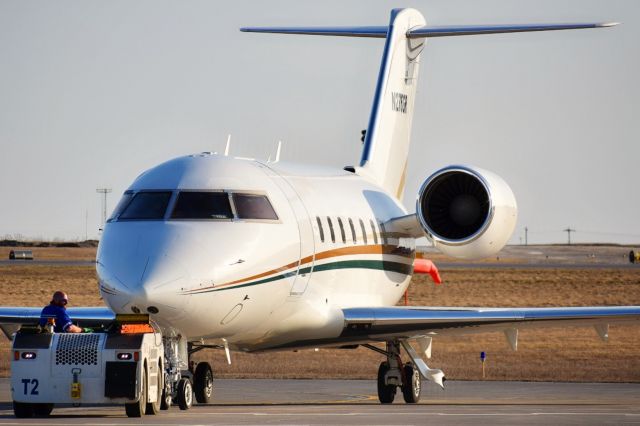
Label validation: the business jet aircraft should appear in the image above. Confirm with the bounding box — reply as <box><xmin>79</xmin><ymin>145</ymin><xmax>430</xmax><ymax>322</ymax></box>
<box><xmin>2</xmin><ymin>8</ymin><xmax>639</xmax><ymax>406</ymax></box>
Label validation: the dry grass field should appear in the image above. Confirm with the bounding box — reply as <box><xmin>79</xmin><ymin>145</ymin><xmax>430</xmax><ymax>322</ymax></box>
<box><xmin>1</xmin><ymin>246</ymin><xmax>639</xmax><ymax>382</ymax></box>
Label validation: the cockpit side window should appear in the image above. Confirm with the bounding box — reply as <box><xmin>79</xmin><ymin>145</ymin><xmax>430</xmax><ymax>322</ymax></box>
<box><xmin>171</xmin><ymin>192</ymin><xmax>233</xmax><ymax>219</ymax></box>
<box><xmin>232</xmin><ymin>193</ymin><xmax>278</xmax><ymax>220</ymax></box>
<box><xmin>119</xmin><ymin>191</ymin><xmax>172</xmax><ymax>220</ymax></box>
<box><xmin>108</xmin><ymin>191</ymin><xmax>134</xmax><ymax>222</ymax></box>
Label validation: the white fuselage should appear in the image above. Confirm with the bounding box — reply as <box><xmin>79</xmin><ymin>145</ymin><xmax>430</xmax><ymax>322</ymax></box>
<box><xmin>97</xmin><ymin>153</ymin><xmax>415</xmax><ymax>351</ymax></box>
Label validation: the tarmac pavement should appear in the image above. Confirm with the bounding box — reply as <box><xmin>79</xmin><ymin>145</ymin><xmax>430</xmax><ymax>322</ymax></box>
<box><xmin>0</xmin><ymin>378</ymin><xmax>638</xmax><ymax>425</ymax></box>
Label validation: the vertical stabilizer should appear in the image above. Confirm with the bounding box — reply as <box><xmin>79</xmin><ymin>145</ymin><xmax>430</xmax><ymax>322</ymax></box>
<box><xmin>240</xmin><ymin>9</ymin><xmax>614</xmax><ymax>199</ymax></box>
<box><xmin>359</xmin><ymin>8</ymin><xmax>426</xmax><ymax>199</ymax></box>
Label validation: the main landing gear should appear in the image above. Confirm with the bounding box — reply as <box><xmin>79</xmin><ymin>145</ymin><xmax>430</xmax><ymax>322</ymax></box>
<box><xmin>364</xmin><ymin>340</ymin><xmax>444</xmax><ymax>404</ymax></box>
<box><xmin>194</xmin><ymin>362</ymin><xmax>214</xmax><ymax>403</ymax></box>
<box><xmin>188</xmin><ymin>340</ymin><xmax>216</xmax><ymax>405</ymax></box>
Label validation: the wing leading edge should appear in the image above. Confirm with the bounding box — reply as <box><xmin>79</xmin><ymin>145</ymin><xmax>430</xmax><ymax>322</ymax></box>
<box><xmin>0</xmin><ymin>307</ymin><xmax>115</xmax><ymax>338</ymax></box>
<box><xmin>342</xmin><ymin>306</ymin><xmax>640</xmax><ymax>342</ymax></box>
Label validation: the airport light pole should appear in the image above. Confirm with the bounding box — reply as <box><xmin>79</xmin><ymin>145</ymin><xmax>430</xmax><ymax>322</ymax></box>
<box><xmin>525</xmin><ymin>227</ymin><xmax>528</xmax><ymax>246</ymax></box>
<box><xmin>96</xmin><ymin>188</ymin><xmax>112</xmax><ymax>230</ymax></box>
<box><xmin>563</xmin><ymin>227</ymin><xmax>576</xmax><ymax>245</ymax></box>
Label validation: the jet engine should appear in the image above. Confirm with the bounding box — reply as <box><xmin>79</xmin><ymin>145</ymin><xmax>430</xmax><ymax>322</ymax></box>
<box><xmin>416</xmin><ymin>165</ymin><xmax>517</xmax><ymax>259</ymax></box>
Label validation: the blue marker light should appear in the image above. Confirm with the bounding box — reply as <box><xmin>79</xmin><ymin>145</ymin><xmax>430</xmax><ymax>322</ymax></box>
<box><xmin>480</xmin><ymin>351</ymin><xmax>486</xmax><ymax>361</ymax></box>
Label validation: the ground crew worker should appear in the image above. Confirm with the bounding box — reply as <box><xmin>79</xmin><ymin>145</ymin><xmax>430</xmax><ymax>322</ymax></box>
<box><xmin>39</xmin><ymin>291</ymin><xmax>84</xmax><ymax>333</ymax></box>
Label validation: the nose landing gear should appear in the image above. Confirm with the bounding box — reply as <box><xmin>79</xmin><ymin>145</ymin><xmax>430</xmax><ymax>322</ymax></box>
<box><xmin>161</xmin><ymin>337</ymin><xmax>220</xmax><ymax>410</ymax></box>
<box><xmin>176</xmin><ymin>377</ymin><xmax>193</xmax><ymax>410</ymax></box>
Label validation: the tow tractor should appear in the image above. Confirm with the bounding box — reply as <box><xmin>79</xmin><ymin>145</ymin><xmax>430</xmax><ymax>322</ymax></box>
<box><xmin>10</xmin><ymin>314</ymin><xmax>211</xmax><ymax>418</ymax></box>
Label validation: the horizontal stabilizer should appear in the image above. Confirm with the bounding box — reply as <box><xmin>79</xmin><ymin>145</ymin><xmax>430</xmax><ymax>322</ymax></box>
<box><xmin>240</xmin><ymin>26</ymin><xmax>388</xmax><ymax>37</ymax></box>
<box><xmin>407</xmin><ymin>22</ymin><xmax>618</xmax><ymax>38</ymax></box>
<box><xmin>241</xmin><ymin>22</ymin><xmax>618</xmax><ymax>39</ymax></box>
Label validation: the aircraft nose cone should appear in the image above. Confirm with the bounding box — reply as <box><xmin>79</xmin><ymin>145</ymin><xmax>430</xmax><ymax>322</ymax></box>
<box><xmin>97</xmin><ymin>223</ymin><xmax>191</xmax><ymax>316</ymax></box>
<box><xmin>98</xmin><ymin>254</ymin><xmax>189</xmax><ymax>315</ymax></box>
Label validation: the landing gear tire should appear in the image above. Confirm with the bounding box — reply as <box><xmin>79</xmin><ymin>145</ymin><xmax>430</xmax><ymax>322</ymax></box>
<box><xmin>125</xmin><ymin>367</ymin><xmax>147</xmax><ymax>417</ymax></box>
<box><xmin>194</xmin><ymin>362</ymin><xmax>214</xmax><ymax>404</ymax></box>
<box><xmin>160</xmin><ymin>373</ymin><xmax>172</xmax><ymax>410</ymax></box>
<box><xmin>176</xmin><ymin>378</ymin><xmax>193</xmax><ymax>410</ymax></box>
<box><xmin>33</xmin><ymin>403</ymin><xmax>54</xmax><ymax>417</ymax></box>
<box><xmin>377</xmin><ymin>362</ymin><xmax>396</xmax><ymax>404</ymax></box>
<box><xmin>145</xmin><ymin>365</ymin><xmax>162</xmax><ymax>415</ymax></box>
<box><xmin>402</xmin><ymin>363</ymin><xmax>421</xmax><ymax>404</ymax></box>
<box><xmin>13</xmin><ymin>401</ymin><xmax>33</xmax><ymax>418</ymax></box>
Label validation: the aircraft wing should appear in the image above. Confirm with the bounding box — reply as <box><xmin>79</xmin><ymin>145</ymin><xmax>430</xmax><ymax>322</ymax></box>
<box><xmin>0</xmin><ymin>307</ymin><xmax>115</xmax><ymax>338</ymax></box>
<box><xmin>341</xmin><ymin>306</ymin><xmax>640</xmax><ymax>344</ymax></box>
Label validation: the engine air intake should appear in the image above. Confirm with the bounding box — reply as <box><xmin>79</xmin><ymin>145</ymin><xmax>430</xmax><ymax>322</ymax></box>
<box><xmin>420</xmin><ymin>171</ymin><xmax>490</xmax><ymax>241</ymax></box>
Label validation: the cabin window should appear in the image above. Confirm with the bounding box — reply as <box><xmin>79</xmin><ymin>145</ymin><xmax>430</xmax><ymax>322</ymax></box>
<box><xmin>380</xmin><ymin>222</ymin><xmax>388</xmax><ymax>245</ymax></box>
<box><xmin>119</xmin><ymin>191</ymin><xmax>172</xmax><ymax>220</ymax></box>
<box><xmin>232</xmin><ymin>193</ymin><xmax>278</xmax><ymax>220</ymax></box>
<box><xmin>337</xmin><ymin>218</ymin><xmax>346</xmax><ymax>243</ymax></box>
<box><xmin>316</xmin><ymin>216</ymin><xmax>325</xmax><ymax>243</ymax></box>
<box><xmin>327</xmin><ymin>216</ymin><xmax>336</xmax><ymax>243</ymax></box>
<box><xmin>108</xmin><ymin>191</ymin><xmax>133</xmax><ymax>222</ymax></box>
<box><xmin>370</xmin><ymin>219</ymin><xmax>379</xmax><ymax>245</ymax></box>
<box><xmin>348</xmin><ymin>218</ymin><xmax>357</xmax><ymax>243</ymax></box>
<box><xmin>359</xmin><ymin>219</ymin><xmax>368</xmax><ymax>244</ymax></box>
<box><xmin>171</xmin><ymin>192</ymin><xmax>233</xmax><ymax>219</ymax></box>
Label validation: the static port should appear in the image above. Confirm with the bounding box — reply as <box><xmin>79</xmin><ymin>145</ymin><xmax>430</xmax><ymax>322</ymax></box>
<box><xmin>131</xmin><ymin>306</ymin><xmax>141</xmax><ymax>314</ymax></box>
<box><xmin>147</xmin><ymin>306</ymin><xmax>159</xmax><ymax>314</ymax></box>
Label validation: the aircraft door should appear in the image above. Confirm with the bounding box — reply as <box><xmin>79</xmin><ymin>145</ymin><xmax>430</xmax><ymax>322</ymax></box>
<box><xmin>262</xmin><ymin>166</ymin><xmax>315</xmax><ymax>295</ymax></box>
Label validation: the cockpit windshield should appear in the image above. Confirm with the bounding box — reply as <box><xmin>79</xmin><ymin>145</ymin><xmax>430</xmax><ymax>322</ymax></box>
<box><xmin>118</xmin><ymin>192</ymin><xmax>172</xmax><ymax>220</ymax></box>
<box><xmin>171</xmin><ymin>192</ymin><xmax>233</xmax><ymax>219</ymax></box>
<box><xmin>111</xmin><ymin>190</ymin><xmax>278</xmax><ymax>222</ymax></box>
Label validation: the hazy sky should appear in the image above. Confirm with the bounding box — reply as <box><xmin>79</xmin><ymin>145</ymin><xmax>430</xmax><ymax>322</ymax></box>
<box><xmin>1</xmin><ymin>0</ymin><xmax>638</xmax><ymax>244</ymax></box>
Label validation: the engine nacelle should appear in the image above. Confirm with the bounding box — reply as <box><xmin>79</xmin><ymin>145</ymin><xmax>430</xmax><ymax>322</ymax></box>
<box><xmin>416</xmin><ymin>165</ymin><xmax>517</xmax><ymax>260</ymax></box>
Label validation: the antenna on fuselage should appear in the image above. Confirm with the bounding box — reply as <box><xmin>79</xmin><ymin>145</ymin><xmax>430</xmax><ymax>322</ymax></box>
<box><xmin>224</xmin><ymin>134</ymin><xmax>231</xmax><ymax>156</ymax></box>
<box><xmin>275</xmin><ymin>140</ymin><xmax>282</xmax><ymax>162</ymax></box>
<box><xmin>266</xmin><ymin>140</ymin><xmax>282</xmax><ymax>163</ymax></box>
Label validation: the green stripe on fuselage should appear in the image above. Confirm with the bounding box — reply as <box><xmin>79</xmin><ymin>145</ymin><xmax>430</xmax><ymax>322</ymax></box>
<box><xmin>311</xmin><ymin>259</ymin><xmax>412</xmax><ymax>275</ymax></box>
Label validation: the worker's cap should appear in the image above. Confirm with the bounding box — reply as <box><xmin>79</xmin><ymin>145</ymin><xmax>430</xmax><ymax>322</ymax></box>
<box><xmin>52</xmin><ymin>291</ymin><xmax>68</xmax><ymax>305</ymax></box>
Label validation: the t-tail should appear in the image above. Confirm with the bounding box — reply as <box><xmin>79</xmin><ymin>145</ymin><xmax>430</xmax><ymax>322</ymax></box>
<box><xmin>241</xmin><ymin>9</ymin><xmax>617</xmax><ymax>199</ymax></box>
